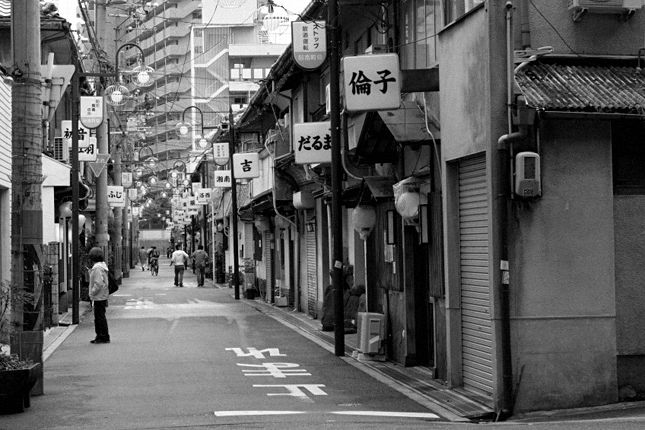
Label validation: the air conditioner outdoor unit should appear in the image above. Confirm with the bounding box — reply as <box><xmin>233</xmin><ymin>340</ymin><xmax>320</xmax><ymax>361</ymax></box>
<box><xmin>356</xmin><ymin>312</ymin><xmax>385</xmax><ymax>355</ymax></box>
<box><xmin>568</xmin><ymin>0</ymin><xmax>642</xmax><ymax>20</ymax></box>
<box><xmin>52</xmin><ymin>137</ymin><xmax>69</xmax><ymax>163</ymax></box>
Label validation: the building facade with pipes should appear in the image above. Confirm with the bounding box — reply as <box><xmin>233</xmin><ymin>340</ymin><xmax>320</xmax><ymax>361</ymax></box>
<box><xmin>440</xmin><ymin>0</ymin><xmax>645</xmax><ymax>413</ymax></box>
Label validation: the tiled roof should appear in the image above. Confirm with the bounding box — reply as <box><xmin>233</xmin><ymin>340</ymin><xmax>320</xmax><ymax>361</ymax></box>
<box><xmin>515</xmin><ymin>62</ymin><xmax>645</xmax><ymax>114</ymax></box>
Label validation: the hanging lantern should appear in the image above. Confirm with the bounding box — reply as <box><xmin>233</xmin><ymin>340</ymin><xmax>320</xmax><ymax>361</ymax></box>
<box><xmin>352</xmin><ymin>205</ymin><xmax>376</xmax><ymax>240</ymax></box>
<box><xmin>395</xmin><ymin>191</ymin><xmax>420</xmax><ymax>219</ymax></box>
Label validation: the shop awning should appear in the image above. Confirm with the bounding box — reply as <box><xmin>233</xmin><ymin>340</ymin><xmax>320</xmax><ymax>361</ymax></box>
<box><xmin>515</xmin><ymin>61</ymin><xmax>645</xmax><ymax>114</ymax></box>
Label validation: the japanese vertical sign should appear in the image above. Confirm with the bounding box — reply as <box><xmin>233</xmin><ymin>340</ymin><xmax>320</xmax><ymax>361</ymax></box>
<box><xmin>62</xmin><ymin>120</ymin><xmax>97</xmax><ymax>161</ymax></box>
<box><xmin>128</xmin><ymin>188</ymin><xmax>138</xmax><ymax>201</ymax></box>
<box><xmin>232</xmin><ymin>153</ymin><xmax>260</xmax><ymax>179</ymax></box>
<box><xmin>293</xmin><ymin>122</ymin><xmax>332</xmax><ymax>164</ymax></box>
<box><xmin>213</xmin><ymin>143</ymin><xmax>229</xmax><ymax>166</ymax></box>
<box><xmin>122</xmin><ymin>172</ymin><xmax>133</xmax><ymax>188</ymax></box>
<box><xmin>214</xmin><ymin>170</ymin><xmax>232</xmax><ymax>188</ymax></box>
<box><xmin>342</xmin><ymin>53</ymin><xmax>401</xmax><ymax>112</ymax></box>
<box><xmin>80</xmin><ymin>96</ymin><xmax>104</xmax><ymax>129</ymax></box>
<box><xmin>292</xmin><ymin>21</ymin><xmax>326</xmax><ymax>70</ymax></box>
<box><xmin>107</xmin><ymin>186</ymin><xmax>125</xmax><ymax>207</ymax></box>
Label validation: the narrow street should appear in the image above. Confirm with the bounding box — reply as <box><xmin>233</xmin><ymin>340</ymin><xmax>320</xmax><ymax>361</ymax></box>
<box><xmin>1</xmin><ymin>258</ymin><xmax>443</xmax><ymax>430</ymax></box>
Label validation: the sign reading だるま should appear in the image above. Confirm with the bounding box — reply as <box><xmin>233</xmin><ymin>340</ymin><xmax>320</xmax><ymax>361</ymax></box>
<box><xmin>293</xmin><ymin>121</ymin><xmax>332</xmax><ymax>164</ymax></box>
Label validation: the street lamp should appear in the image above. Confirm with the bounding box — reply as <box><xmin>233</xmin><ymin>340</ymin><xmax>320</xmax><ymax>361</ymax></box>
<box><xmin>104</xmin><ymin>43</ymin><xmax>155</xmax><ymax>106</ymax></box>
<box><xmin>175</xmin><ymin>105</ymin><xmax>208</xmax><ymax>149</ymax></box>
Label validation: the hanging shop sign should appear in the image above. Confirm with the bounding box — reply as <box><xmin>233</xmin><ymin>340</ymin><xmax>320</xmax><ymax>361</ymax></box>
<box><xmin>62</xmin><ymin>120</ymin><xmax>97</xmax><ymax>161</ymax></box>
<box><xmin>293</xmin><ymin>121</ymin><xmax>332</xmax><ymax>164</ymax></box>
<box><xmin>342</xmin><ymin>53</ymin><xmax>401</xmax><ymax>112</ymax></box>
<box><xmin>213</xmin><ymin>143</ymin><xmax>229</xmax><ymax>166</ymax></box>
<box><xmin>232</xmin><ymin>152</ymin><xmax>260</xmax><ymax>179</ymax></box>
<box><xmin>80</xmin><ymin>96</ymin><xmax>104</xmax><ymax>129</ymax></box>
<box><xmin>122</xmin><ymin>172</ymin><xmax>133</xmax><ymax>188</ymax></box>
<box><xmin>196</xmin><ymin>188</ymin><xmax>213</xmax><ymax>205</ymax></box>
<box><xmin>128</xmin><ymin>188</ymin><xmax>138</xmax><ymax>201</ymax></box>
<box><xmin>214</xmin><ymin>170</ymin><xmax>232</xmax><ymax>188</ymax></box>
<box><xmin>107</xmin><ymin>185</ymin><xmax>125</xmax><ymax>207</ymax></box>
<box><xmin>292</xmin><ymin>20</ymin><xmax>327</xmax><ymax>70</ymax></box>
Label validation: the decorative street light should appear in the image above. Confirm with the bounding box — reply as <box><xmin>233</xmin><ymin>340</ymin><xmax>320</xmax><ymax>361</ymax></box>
<box><xmin>175</xmin><ymin>105</ymin><xmax>208</xmax><ymax>149</ymax></box>
<box><xmin>104</xmin><ymin>43</ymin><xmax>155</xmax><ymax>106</ymax></box>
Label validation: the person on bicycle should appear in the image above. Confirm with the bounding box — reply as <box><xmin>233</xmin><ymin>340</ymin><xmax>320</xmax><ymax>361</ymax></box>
<box><xmin>148</xmin><ymin>246</ymin><xmax>160</xmax><ymax>275</ymax></box>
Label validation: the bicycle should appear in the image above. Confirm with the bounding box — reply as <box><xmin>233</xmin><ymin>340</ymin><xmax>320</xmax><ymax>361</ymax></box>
<box><xmin>150</xmin><ymin>258</ymin><xmax>159</xmax><ymax>276</ymax></box>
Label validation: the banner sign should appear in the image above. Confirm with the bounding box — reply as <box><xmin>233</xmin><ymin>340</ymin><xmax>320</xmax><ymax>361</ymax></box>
<box><xmin>107</xmin><ymin>185</ymin><xmax>125</xmax><ymax>207</ymax></box>
<box><xmin>342</xmin><ymin>53</ymin><xmax>401</xmax><ymax>112</ymax></box>
<box><xmin>292</xmin><ymin>21</ymin><xmax>326</xmax><ymax>70</ymax></box>
<box><xmin>293</xmin><ymin>121</ymin><xmax>332</xmax><ymax>164</ymax></box>
<box><xmin>80</xmin><ymin>96</ymin><xmax>104</xmax><ymax>129</ymax></box>
<box><xmin>128</xmin><ymin>188</ymin><xmax>138</xmax><ymax>201</ymax></box>
<box><xmin>232</xmin><ymin>152</ymin><xmax>260</xmax><ymax>179</ymax></box>
<box><xmin>214</xmin><ymin>170</ymin><xmax>232</xmax><ymax>188</ymax></box>
<box><xmin>62</xmin><ymin>120</ymin><xmax>97</xmax><ymax>161</ymax></box>
<box><xmin>196</xmin><ymin>188</ymin><xmax>213</xmax><ymax>205</ymax></box>
<box><xmin>122</xmin><ymin>172</ymin><xmax>133</xmax><ymax>188</ymax></box>
<box><xmin>213</xmin><ymin>143</ymin><xmax>229</xmax><ymax>166</ymax></box>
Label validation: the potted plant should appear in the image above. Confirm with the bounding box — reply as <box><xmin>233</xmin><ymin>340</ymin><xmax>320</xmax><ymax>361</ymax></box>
<box><xmin>0</xmin><ymin>281</ymin><xmax>40</xmax><ymax>414</ymax></box>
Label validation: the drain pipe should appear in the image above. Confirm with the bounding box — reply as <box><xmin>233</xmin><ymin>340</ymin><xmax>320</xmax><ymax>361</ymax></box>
<box><xmin>495</xmin><ymin>1</ymin><xmax>526</xmax><ymax>419</ymax></box>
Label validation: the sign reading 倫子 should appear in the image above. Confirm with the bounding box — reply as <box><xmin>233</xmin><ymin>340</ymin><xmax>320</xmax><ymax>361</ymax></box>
<box><xmin>214</xmin><ymin>170</ymin><xmax>232</xmax><ymax>188</ymax></box>
<box><xmin>62</xmin><ymin>120</ymin><xmax>97</xmax><ymax>161</ymax></box>
<box><xmin>233</xmin><ymin>153</ymin><xmax>260</xmax><ymax>179</ymax></box>
<box><xmin>80</xmin><ymin>96</ymin><xmax>104</xmax><ymax>129</ymax></box>
<box><xmin>292</xmin><ymin>21</ymin><xmax>327</xmax><ymax>70</ymax></box>
<box><xmin>293</xmin><ymin>122</ymin><xmax>332</xmax><ymax>164</ymax></box>
<box><xmin>342</xmin><ymin>53</ymin><xmax>401</xmax><ymax>112</ymax></box>
<box><xmin>107</xmin><ymin>185</ymin><xmax>125</xmax><ymax>207</ymax></box>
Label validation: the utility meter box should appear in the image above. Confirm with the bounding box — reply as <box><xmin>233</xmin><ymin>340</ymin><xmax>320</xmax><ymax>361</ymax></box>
<box><xmin>515</xmin><ymin>152</ymin><xmax>541</xmax><ymax>198</ymax></box>
<box><xmin>357</xmin><ymin>312</ymin><xmax>385</xmax><ymax>354</ymax></box>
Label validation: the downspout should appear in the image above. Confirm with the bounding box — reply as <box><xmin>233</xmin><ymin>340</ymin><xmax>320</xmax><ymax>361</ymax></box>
<box><xmin>495</xmin><ymin>1</ymin><xmax>526</xmax><ymax>419</ymax></box>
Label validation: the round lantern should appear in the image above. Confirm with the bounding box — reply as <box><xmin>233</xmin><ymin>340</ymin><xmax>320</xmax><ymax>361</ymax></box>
<box><xmin>351</xmin><ymin>205</ymin><xmax>376</xmax><ymax>240</ymax></box>
<box><xmin>395</xmin><ymin>191</ymin><xmax>420</xmax><ymax>219</ymax></box>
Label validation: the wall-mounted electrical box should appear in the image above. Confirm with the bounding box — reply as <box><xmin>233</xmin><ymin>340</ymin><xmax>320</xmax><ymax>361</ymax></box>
<box><xmin>515</xmin><ymin>152</ymin><xmax>541</xmax><ymax>198</ymax></box>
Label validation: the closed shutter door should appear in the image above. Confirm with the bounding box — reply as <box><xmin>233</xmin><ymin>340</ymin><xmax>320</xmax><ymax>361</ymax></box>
<box><xmin>458</xmin><ymin>156</ymin><xmax>493</xmax><ymax>398</ymax></box>
<box><xmin>305</xmin><ymin>228</ymin><xmax>317</xmax><ymax>317</ymax></box>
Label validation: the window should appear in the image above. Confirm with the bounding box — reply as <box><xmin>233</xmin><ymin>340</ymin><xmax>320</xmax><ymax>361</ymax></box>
<box><xmin>192</xmin><ymin>10</ymin><xmax>202</xmax><ymax>20</ymax></box>
<box><xmin>400</xmin><ymin>0</ymin><xmax>440</xmax><ymax>69</ymax></box>
<box><xmin>444</xmin><ymin>0</ymin><xmax>484</xmax><ymax>25</ymax></box>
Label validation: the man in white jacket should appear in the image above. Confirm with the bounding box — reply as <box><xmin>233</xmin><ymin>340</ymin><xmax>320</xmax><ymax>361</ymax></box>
<box><xmin>88</xmin><ymin>247</ymin><xmax>110</xmax><ymax>344</ymax></box>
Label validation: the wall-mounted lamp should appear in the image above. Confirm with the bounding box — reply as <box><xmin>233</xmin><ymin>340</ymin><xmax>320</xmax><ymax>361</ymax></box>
<box><xmin>351</xmin><ymin>205</ymin><xmax>376</xmax><ymax>240</ymax></box>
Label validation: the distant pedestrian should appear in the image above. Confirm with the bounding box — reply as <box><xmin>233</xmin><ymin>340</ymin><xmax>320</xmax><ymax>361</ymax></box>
<box><xmin>167</xmin><ymin>246</ymin><xmax>173</xmax><ymax>258</ymax></box>
<box><xmin>138</xmin><ymin>246</ymin><xmax>148</xmax><ymax>271</ymax></box>
<box><xmin>170</xmin><ymin>244</ymin><xmax>189</xmax><ymax>287</ymax></box>
<box><xmin>88</xmin><ymin>247</ymin><xmax>110</xmax><ymax>344</ymax></box>
<box><xmin>192</xmin><ymin>245</ymin><xmax>209</xmax><ymax>287</ymax></box>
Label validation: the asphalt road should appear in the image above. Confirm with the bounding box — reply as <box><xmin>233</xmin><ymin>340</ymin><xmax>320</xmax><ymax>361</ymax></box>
<box><xmin>3</xmin><ymin>260</ymin><xmax>645</xmax><ymax>429</ymax></box>
<box><xmin>0</xmin><ymin>258</ymin><xmax>442</xmax><ymax>429</ymax></box>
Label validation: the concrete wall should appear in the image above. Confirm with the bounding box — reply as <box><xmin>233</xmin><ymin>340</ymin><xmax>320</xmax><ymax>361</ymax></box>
<box><xmin>528</xmin><ymin>1</ymin><xmax>645</xmax><ymax>56</ymax></box>
<box><xmin>509</xmin><ymin>118</ymin><xmax>617</xmax><ymax>411</ymax></box>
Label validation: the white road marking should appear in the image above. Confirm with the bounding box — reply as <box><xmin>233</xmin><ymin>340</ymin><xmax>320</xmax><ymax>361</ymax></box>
<box><xmin>331</xmin><ymin>411</ymin><xmax>440</xmax><ymax>419</ymax></box>
<box><xmin>214</xmin><ymin>411</ymin><xmax>305</xmax><ymax>417</ymax></box>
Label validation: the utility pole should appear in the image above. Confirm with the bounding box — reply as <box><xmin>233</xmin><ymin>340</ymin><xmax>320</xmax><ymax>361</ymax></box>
<box><xmin>113</xmin><ymin>124</ymin><xmax>123</xmax><ymax>281</ymax></box>
<box><xmin>11</xmin><ymin>0</ymin><xmax>44</xmax><ymax>394</ymax></box>
<box><xmin>94</xmin><ymin>0</ymin><xmax>110</xmax><ymax>250</ymax></box>
<box><xmin>229</xmin><ymin>107</ymin><xmax>240</xmax><ymax>300</ymax></box>
<box><xmin>328</xmin><ymin>0</ymin><xmax>345</xmax><ymax>356</ymax></box>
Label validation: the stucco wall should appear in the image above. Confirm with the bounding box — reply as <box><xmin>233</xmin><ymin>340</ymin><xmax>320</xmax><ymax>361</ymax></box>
<box><xmin>509</xmin><ymin>118</ymin><xmax>617</xmax><ymax>411</ymax></box>
<box><xmin>528</xmin><ymin>1</ymin><xmax>645</xmax><ymax>57</ymax></box>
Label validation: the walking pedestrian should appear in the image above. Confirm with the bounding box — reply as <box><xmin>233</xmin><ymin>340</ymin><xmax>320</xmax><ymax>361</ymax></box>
<box><xmin>170</xmin><ymin>244</ymin><xmax>189</xmax><ymax>287</ymax></box>
<box><xmin>192</xmin><ymin>245</ymin><xmax>209</xmax><ymax>287</ymax></box>
<box><xmin>88</xmin><ymin>247</ymin><xmax>110</xmax><ymax>344</ymax></box>
<box><xmin>138</xmin><ymin>246</ymin><xmax>148</xmax><ymax>271</ymax></box>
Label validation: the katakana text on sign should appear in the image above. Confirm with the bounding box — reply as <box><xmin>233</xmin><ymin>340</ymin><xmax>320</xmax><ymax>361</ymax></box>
<box><xmin>292</xmin><ymin>21</ymin><xmax>326</xmax><ymax>70</ymax></box>
<box><xmin>342</xmin><ymin>53</ymin><xmax>401</xmax><ymax>112</ymax></box>
<box><xmin>293</xmin><ymin>122</ymin><xmax>332</xmax><ymax>164</ymax></box>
